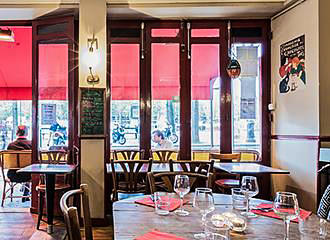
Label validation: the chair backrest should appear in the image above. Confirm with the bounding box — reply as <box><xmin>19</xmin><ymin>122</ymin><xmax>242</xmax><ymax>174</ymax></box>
<box><xmin>209</xmin><ymin>153</ymin><xmax>241</xmax><ymax>162</ymax></box>
<box><xmin>150</xmin><ymin>150</ymin><xmax>178</xmax><ymax>162</ymax></box>
<box><xmin>113</xmin><ymin>150</ymin><xmax>145</xmax><ymax>160</ymax></box>
<box><xmin>233</xmin><ymin>150</ymin><xmax>260</xmax><ymax>161</ymax></box>
<box><xmin>0</xmin><ymin>150</ymin><xmax>32</xmax><ymax>169</ymax></box>
<box><xmin>147</xmin><ymin>171</ymin><xmax>213</xmax><ymax>194</ymax></box>
<box><xmin>39</xmin><ymin>150</ymin><xmax>68</xmax><ymax>164</ymax></box>
<box><xmin>169</xmin><ymin>160</ymin><xmax>214</xmax><ymax>174</ymax></box>
<box><xmin>318</xmin><ymin>184</ymin><xmax>330</xmax><ymax>220</ymax></box>
<box><xmin>111</xmin><ymin>159</ymin><xmax>152</xmax><ymax>193</ymax></box>
<box><xmin>60</xmin><ymin>184</ymin><xmax>92</xmax><ymax>240</ymax></box>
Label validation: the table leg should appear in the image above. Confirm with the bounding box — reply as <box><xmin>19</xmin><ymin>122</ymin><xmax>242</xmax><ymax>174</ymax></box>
<box><xmin>45</xmin><ymin>174</ymin><xmax>55</xmax><ymax>234</ymax></box>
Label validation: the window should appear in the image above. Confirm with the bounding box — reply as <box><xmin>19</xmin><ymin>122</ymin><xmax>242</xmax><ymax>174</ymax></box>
<box><xmin>191</xmin><ymin>44</ymin><xmax>220</xmax><ymax>150</ymax></box>
<box><xmin>231</xmin><ymin>43</ymin><xmax>261</xmax><ymax>152</ymax></box>
<box><xmin>110</xmin><ymin>44</ymin><xmax>140</xmax><ymax>149</ymax></box>
<box><xmin>38</xmin><ymin>44</ymin><xmax>69</xmax><ymax>150</ymax></box>
<box><xmin>151</xmin><ymin>43</ymin><xmax>180</xmax><ymax>149</ymax></box>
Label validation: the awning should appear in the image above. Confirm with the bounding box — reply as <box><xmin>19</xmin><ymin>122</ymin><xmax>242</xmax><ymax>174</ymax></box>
<box><xmin>111</xmin><ymin>43</ymin><xmax>220</xmax><ymax>101</ymax></box>
<box><xmin>0</xmin><ymin>27</ymin><xmax>68</xmax><ymax>101</ymax></box>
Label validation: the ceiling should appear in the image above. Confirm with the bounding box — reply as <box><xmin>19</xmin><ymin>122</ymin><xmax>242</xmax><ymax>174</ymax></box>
<box><xmin>0</xmin><ymin>0</ymin><xmax>299</xmax><ymax>20</ymax></box>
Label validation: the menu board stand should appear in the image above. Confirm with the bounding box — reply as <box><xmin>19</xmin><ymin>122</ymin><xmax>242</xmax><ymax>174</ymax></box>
<box><xmin>79</xmin><ymin>87</ymin><xmax>106</xmax><ymax>138</ymax></box>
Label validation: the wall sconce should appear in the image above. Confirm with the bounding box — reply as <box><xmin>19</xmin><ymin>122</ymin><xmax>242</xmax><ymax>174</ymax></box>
<box><xmin>0</xmin><ymin>28</ymin><xmax>14</xmax><ymax>42</ymax></box>
<box><xmin>87</xmin><ymin>66</ymin><xmax>100</xmax><ymax>85</ymax></box>
<box><xmin>86</xmin><ymin>34</ymin><xmax>100</xmax><ymax>85</ymax></box>
<box><xmin>87</xmin><ymin>34</ymin><xmax>98</xmax><ymax>52</ymax></box>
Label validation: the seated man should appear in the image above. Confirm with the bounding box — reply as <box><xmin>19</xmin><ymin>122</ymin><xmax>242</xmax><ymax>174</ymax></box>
<box><xmin>152</xmin><ymin>130</ymin><xmax>173</xmax><ymax>149</ymax></box>
<box><xmin>7</xmin><ymin>125</ymin><xmax>32</xmax><ymax>202</ymax></box>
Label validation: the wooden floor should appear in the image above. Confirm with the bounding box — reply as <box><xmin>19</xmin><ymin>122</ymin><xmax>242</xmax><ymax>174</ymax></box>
<box><xmin>0</xmin><ymin>210</ymin><xmax>113</xmax><ymax>240</ymax></box>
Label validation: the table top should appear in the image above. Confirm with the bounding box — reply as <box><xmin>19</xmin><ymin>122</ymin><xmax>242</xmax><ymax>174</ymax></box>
<box><xmin>214</xmin><ymin>162</ymin><xmax>290</xmax><ymax>175</ymax></box>
<box><xmin>113</xmin><ymin>193</ymin><xmax>323</xmax><ymax>240</ymax></box>
<box><xmin>17</xmin><ymin>164</ymin><xmax>76</xmax><ymax>174</ymax></box>
<box><xmin>106</xmin><ymin>162</ymin><xmax>182</xmax><ymax>173</ymax></box>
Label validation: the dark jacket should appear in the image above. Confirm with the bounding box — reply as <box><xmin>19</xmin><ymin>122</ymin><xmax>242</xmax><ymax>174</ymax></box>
<box><xmin>7</xmin><ymin>137</ymin><xmax>32</xmax><ymax>150</ymax></box>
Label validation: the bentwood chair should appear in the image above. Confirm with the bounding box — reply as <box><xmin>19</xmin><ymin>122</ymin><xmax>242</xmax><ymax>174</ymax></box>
<box><xmin>113</xmin><ymin>150</ymin><xmax>145</xmax><ymax>160</ymax></box>
<box><xmin>111</xmin><ymin>159</ymin><xmax>152</xmax><ymax>201</ymax></box>
<box><xmin>36</xmin><ymin>150</ymin><xmax>72</xmax><ymax>230</ymax></box>
<box><xmin>169</xmin><ymin>160</ymin><xmax>214</xmax><ymax>175</ymax></box>
<box><xmin>147</xmin><ymin>172</ymin><xmax>214</xmax><ymax>194</ymax></box>
<box><xmin>233</xmin><ymin>149</ymin><xmax>260</xmax><ymax>162</ymax></box>
<box><xmin>60</xmin><ymin>184</ymin><xmax>92</xmax><ymax>240</ymax></box>
<box><xmin>318</xmin><ymin>184</ymin><xmax>330</xmax><ymax>221</ymax></box>
<box><xmin>150</xmin><ymin>150</ymin><xmax>178</xmax><ymax>162</ymax></box>
<box><xmin>0</xmin><ymin>150</ymin><xmax>32</xmax><ymax>207</ymax></box>
<box><xmin>210</xmin><ymin>153</ymin><xmax>241</xmax><ymax>193</ymax></box>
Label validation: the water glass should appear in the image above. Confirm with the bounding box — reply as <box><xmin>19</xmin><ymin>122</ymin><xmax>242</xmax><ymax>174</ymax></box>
<box><xmin>204</xmin><ymin>219</ymin><xmax>230</xmax><ymax>240</ymax></box>
<box><xmin>231</xmin><ymin>188</ymin><xmax>246</xmax><ymax>211</ymax></box>
<box><xmin>299</xmin><ymin>215</ymin><xmax>328</xmax><ymax>239</ymax></box>
<box><xmin>154</xmin><ymin>192</ymin><xmax>170</xmax><ymax>216</ymax></box>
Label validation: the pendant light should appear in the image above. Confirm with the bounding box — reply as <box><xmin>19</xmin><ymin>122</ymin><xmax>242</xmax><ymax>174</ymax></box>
<box><xmin>0</xmin><ymin>28</ymin><xmax>14</xmax><ymax>42</ymax></box>
<box><xmin>226</xmin><ymin>21</ymin><xmax>241</xmax><ymax>79</ymax></box>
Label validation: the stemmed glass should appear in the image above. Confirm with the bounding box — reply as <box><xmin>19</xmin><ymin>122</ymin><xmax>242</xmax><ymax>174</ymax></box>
<box><xmin>193</xmin><ymin>188</ymin><xmax>215</xmax><ymax>239</ymax></box>
<box><xmin>240</xmin><ymin>176</ymin><xmax>259</xmax><ymax>218</ymax></box>
<box><xmin>273</xmin><ymin>192</ymin><xmax>300</xmax><ymax>240</ymax></box>
<box><xmin>174</xmin><ymin>175</ymin><xmax>190</xmax><ymax>216</ymax></box>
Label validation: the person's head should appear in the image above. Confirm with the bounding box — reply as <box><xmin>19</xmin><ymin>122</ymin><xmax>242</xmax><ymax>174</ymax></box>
<box><xmin>16</xmin><ymin>125</ymin><xmax>28</xmax><ymax>137</ymax></box>
<box><xmin>152</xmin><ymin>130</ymin><xmax>164</xmax><ymax>143</ymax></box>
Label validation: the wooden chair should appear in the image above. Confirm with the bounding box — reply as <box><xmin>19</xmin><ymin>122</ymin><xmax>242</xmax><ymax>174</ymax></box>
<box><xmin>169</xmin><ymin>160</ymin><xmax>214</xmax><ymax>174</ymax></box>
<box><xmin>147</xmin><ymin>172</ymin><xmax>214</xmax><ymax>194</ymax></box>
<box><xmin>150</xmin><ymin>150</ymin><xmax>178</xmax><ymax>162</ymax></box>
<box><xmin>113</xmin><ymin>150</ymin><xmax>145</xmax><ymax>160</ymax></box>
<box><xmin>60</xmin><ymin>184</ymin><xmax>92</xmax><ymax>240</ymax></box>
<box><xmin>111</xmin><ymin>159</ymin><xmax>152</xmax><ymax>201</ymax></box>
<box><xmin>0</xmin><ymin>150</ymin><xmax>32</xmax><ymax>207</ymax></box>
<box><xmin>36</xmin><ymin>150</ymin><xmax>72</xmax><ymax>230</ymax></box>
<box><xmin>210</xmin><ymin>153</ymin><xmax>241</xmax><ymax>193</ymax></box>
<box><xmin>233</xmin><ymin>150</ymin><xmax>260</xmax><ymax>161</ymax></box>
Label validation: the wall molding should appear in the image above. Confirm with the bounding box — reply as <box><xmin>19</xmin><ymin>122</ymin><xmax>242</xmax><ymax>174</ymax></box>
<box><xmin>271</xmin><ymin>135</ymin><xmax>330</xmax><ymax>141</ymax></box>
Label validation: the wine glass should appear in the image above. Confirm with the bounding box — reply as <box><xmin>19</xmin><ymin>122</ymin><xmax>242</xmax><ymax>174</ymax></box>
<box><xmin>193</xmin><ymin>188</ymin><xmax>215</xmax><ymax>239</ymax></box>
<box><xmin>240</xmin><ymin>176</ymin><xmax>259</xmax><ymax>218</ymax></box>
<box><xmin>173</xmin><ymin>175</ymin><xmax>190</xmax><ymax>216</ymax></box>
<box><xmin>273</xmin><ymin>192</ymin><xmax>300</xmax><ymax>240</ymax></box>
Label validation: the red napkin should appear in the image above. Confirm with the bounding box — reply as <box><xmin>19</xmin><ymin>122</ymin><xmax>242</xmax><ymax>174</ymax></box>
<box><xmin>251</xmin><ymin>203</ymin><xmax>312</xmax><ymax>223</ymax></box>
<box><xmin>135</xmin><ymin>229</ymin><xmax>187</xmax><ymax>240</ymax></box>
<box><xmin>135</xmin><ymin>196</ymin><xmax>188</xmax><ymax>212</ymax></box>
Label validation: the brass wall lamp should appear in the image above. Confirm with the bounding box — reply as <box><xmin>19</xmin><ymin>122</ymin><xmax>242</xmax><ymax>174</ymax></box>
<box><xmin>0</xmin><ymin>28</ymin><xmax>14</xmax><ymax>42</ymax></box>
<box><xmin>86</xmin><ymin>34</ymin><xmax>100</xmax><ymax>85</ymax></box>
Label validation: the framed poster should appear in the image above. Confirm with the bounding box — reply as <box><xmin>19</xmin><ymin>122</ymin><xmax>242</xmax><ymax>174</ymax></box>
<box><xmin>41</xmin><ymin>104</ymin><xmax>56</xmax><ymax>125</ymax></box>
<box><xmin>79</xmin><ymin>88</ymin><xmax>106</xmax><ymax>137</ymax></box>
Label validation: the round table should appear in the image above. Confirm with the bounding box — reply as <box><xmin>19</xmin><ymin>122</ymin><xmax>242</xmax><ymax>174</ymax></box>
<box><xmin>112</xmin><ymin>193</ymin><xmax>326</xmax><ymax>239</ymax></box>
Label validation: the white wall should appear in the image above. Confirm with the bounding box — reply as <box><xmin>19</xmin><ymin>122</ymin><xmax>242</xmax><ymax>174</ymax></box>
<box><xmin>79</xmin><ymin>0</ymin><xmax>107</xmax><ymax>219</ymax></box>
<box><xmin>271</xmin><ymin>0</ymin><xmax>319</xmax><ymax>211</ymax></box>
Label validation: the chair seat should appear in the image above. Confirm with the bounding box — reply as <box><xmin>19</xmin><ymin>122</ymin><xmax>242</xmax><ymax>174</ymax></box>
<box><xmin>215</xmin><ymin>179</ymin><xmax>240</xmax><ymax>188</ymax></box>
<box><xmin>36</xmin><ymin>183</ymin><xmax>71</xmax><ymax>192</ymax></box>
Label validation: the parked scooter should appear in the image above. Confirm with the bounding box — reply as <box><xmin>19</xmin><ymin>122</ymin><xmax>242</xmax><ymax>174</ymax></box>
<box><xmin>163</xmin><ymin>124</ymin><xmax>178</xmax><ymax>144</ymax></box>
<box><xmin>112</xmin><ymin>124</ymin><xmax>126</xmax><ymax>145</ymax></box>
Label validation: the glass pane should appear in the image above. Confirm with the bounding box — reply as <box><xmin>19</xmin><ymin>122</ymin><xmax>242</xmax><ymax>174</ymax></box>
<box><xmin>191</xmin><ymin>29</ymin><xmax>220</xmax><ymax>38</ymax></box>
<box><xmin>38</xmin><ymin>44</ymin><xmax>69</xmax><ymax>150</ymax></box>
<box><xmin>232</xmin><ymin>43</ymin><xmax>261</xmax><ymax>154</ymax></box>
<box><xmin>110</xmin><ymin>44</ymin><xmax>140</xmax><ymax>149</ymax></box>
<box><xmin>151</xmin><ymin>29</ymin><xmax>180</xmax><ymax>37</ymax></box>
<box><xmin>37</xmin><ymin>22</ymin><xmax>68</xmax><ymax>35</ymax></box>
<box><xmin>0</xmin><ymin>26</ymin><xmax>32</xmax><ymax>150</ymax></box>
<box><xmin>151</xmin><ymin>43</ymin><xmax>180</xmax><ymax>150</ymax></box>
<box><xmin>191</xmin><ymin>44</ymin><xmax>220</xmax><ymax>150</ymax></box>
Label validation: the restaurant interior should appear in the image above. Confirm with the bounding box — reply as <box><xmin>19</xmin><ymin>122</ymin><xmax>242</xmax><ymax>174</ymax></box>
<box><xmin>0</xmin><ymin>0</ymin><xmax>330</xmax><ymax>239</ymax></box>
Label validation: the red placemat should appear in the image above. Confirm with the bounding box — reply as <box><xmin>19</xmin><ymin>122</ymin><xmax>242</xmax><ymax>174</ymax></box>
<box><xmin>135</xmin><ymin>196</ymin><xmax>188</xmax><ymax>212</ymax></box>
<box><xmin>135</xmin><ymin>229</ymin><xmax>187</xmax><ymax>240</ymax></box>
<box><xmin>251</xmin><ymin>203</ymin><xmax>312</xmax><ymax>223</ymax></box>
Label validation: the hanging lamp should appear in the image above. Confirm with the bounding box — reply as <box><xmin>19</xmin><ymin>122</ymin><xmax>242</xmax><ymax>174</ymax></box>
<box><xmin>226</xmin><ymin>21</ymin><xmax>241</xmax><ymax>79</ymax></box>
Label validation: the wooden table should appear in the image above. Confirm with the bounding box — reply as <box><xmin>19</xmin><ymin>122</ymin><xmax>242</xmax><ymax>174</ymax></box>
<box><xmin>214</xmin><ymin>162</ymin><xmax>290</xmax><ymax>175</ymax></box>
<box><xmin>18</xmin><ymin>164</ymin><xmax>77</xmax><ymax>234</ymax></box>
<box><xmin>113</xmin><ymin>193</ymin><xmax>324</xmax><ymax>240</ymax></box>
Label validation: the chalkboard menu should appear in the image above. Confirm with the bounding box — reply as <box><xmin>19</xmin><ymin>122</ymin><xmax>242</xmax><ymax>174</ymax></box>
<box><xmin>79</xmin><ymin>88</ymin><xmax>105</xmax><ymax>137</ymax></box>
